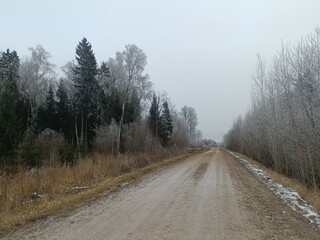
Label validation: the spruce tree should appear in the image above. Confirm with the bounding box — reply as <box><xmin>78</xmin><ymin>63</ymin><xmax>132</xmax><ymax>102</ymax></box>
<box><xmin>158</xmin><ymin>101</ymin><xmax>173</xmax><ymax>146</ymax></box>
<box><xmin>125</xmin><ymin>89</ymin><xmax>141</xmax><ymax>124</ymax></box>
<box><xmin>0</xmin><ymin>49</ymin><xmax>25</xmax><ymax>156</ymax></box>
<box><xmin>147</xmin><ymin>94</ymin><xmax>160</xmax><ymax>137</ymax></box>
<box><xmin>36</xmin><ymin>85</ymin><xmax>58</xmax><ymax>132</ymax></box>
<box><xmin>46</xmin><ymin>85</ymin><xmax>58</xmax><ymax>131</ymax></box>
<box><xmin>56</xmin><ymin>80</ymin><xmax>72</xmax><ymax>141</ymax></box>
<box><xmin>73</xmin><ymin>38</ymin><xmax>98</xmax><ymax>149</ymax></box>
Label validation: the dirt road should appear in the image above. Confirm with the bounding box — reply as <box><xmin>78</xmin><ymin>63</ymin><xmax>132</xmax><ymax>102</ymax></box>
<box><xmin>4</xmin><ymin>149</ymin><xmax>320</xmax><ymax>239</ymax></box>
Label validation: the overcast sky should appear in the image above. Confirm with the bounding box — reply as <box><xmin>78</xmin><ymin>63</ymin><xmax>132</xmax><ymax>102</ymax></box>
<box><xmin>1</xmin><ymin>0</ymin><xmax>320</xmax><ymax>141</ymax></box>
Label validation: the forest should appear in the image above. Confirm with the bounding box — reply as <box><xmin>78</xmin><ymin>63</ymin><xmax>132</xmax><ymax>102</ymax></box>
<box><xmin>224</xmin><ymin>27</ymin><xmax>320</xmax><ymax>189</ymax></box>
<box><xmin>0</xmin><ymin>38</ymin><xmax>214</xmax><ymax>169</ymax></box>
<box><xmin>0</xmin><ymin>39</ymin><xmax>219</xmax><ymax>224</ymax></box>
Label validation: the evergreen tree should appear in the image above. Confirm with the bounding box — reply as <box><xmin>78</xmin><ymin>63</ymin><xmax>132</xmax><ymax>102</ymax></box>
<box><xmin>158</xmin><ymin>101</ymin><xmax>173</xmax><ymax>146</ymax></box>
<box><xmin>56</xmin><ymin>80</ymin><xmax>72</xmax><ymax>141</ymax></box>
<box><xmin>125</xmin><ymin>89</ymin><xmax>141</xmax><ymax>124</ymax></box>
<box><xmin>147</xmin><ymin>94</ymin><xmax>160</xmax><ymax>137</ymax></box>
<box><xmin>0</xmin><ymin>49</ymin><xmax>25</xmax><ymax>156</ymax></box>
<box><xmin>96</xmin><ymin>86</ymin><xmax>107</xmax><ymax>126</ymax></box>
<box><xmin>73</xmin><ymin>37</ymin><xmax>98</xmax><ymax>149</ymax></box>
<box><xmin>36</xmin><ymin>85</ymin><xmax>58</xmax><ymax>132</ymax></box>
<box><xmin>46</xmin><ymin>84</ymin><xmax>58</xmax><ymax>131</ymax></box>
<box><xmin>98</xmin><ymin>62</ymin><xmax>110</xmax><ymax>82</ymax></box>
<box><xmin>101</xmin><ymin>91</ymin><xmax>118</xmax><ymax>125</ymax></box>
<box><xmin>36</xmin><ymin>104</ymin><xmax>48</xmax><ymax>132</ymax></box>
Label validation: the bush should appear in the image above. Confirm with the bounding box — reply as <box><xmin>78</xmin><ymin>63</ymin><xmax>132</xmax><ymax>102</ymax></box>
<box><xmin>18</xmin><ymin>142</ymin><xmax>42</xmax><ymax>167</ymax></box>
<box><xmin>123</xmin><ymin>121</ymin><xmax>163</xmax><ymax>154</ymax></box>
<box><xmin>17</xmin><ymin>129</ymin><xmax>76</xmax><ymax>167</ymax></box>
<box><xmin>58</xmin><ymin>145</ymin><xmax>76</xmax><ymax>165</ymax></box>
<box><xmin>35</xmin><ymin>129</ymin><xmax>65</xmax><ymax>165</ymax></box>
<box><xmin>93</xmin><ymin>119</ymin><xmax>118</xmax><ymax>154</ymax></box>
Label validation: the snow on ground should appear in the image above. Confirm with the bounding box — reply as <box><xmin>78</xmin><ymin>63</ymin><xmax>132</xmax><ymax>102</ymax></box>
<box><xmin>229</xmin><ymin>151</ymin><xmax>320</xmax><ymax>228</ymax></box>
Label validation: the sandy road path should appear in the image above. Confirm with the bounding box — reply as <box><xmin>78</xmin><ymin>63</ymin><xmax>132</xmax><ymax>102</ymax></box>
<box><xmin>4</xmin><ymin>149</ymin><xmax>320</xmax><ymax>239</ymax></box>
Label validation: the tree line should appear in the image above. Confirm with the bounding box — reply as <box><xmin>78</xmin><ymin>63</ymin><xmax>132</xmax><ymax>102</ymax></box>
<box><xmin>224</xmin><ymin>27</ymin><xmax>320</xmax><ymax>189</ymax></box>
<box><xmin>0</xmin><ymin>38</ymin><xmax>207</xmax><ymax>167</ymax></box>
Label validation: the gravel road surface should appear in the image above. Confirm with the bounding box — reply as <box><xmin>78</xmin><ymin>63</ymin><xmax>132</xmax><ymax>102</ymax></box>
<box><xmin>4</xmin><ymin>148</ymin><xmax>320</xmax><ymax>239</ymax></box>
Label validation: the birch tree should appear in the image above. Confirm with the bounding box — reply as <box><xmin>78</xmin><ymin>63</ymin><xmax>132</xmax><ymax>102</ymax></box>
<box><xmin>107</xmin><ymin>44</ymin><xmax>151</xmax><ymax>154</ymax></box>
<box><xmin>180</xmin><ymin>106</ymin><xmax>198</xmax><ymax>143</ymax></box>
<box><xmin>19</xmin><ymin>45</ymin><xmax>56</xmax><ymax>131</ymax></box>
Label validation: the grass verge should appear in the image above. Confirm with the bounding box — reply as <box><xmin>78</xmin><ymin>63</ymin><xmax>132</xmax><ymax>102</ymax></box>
<box><xmin>233</xmin><ymin>151</ymin><xmax>320</xmax><ymax>213</ymax></box>
<box><xmin>0</xmin><ymin>149</ymin><xmax>203</xmax><ymax>233</ymax></box>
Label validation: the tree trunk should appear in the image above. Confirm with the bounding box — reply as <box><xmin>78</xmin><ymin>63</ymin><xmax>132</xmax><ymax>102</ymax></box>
<box><xmin>85</xmin><ymin>116</ymin><xmax>88</xmax><ymax>150</ymax></box>
<box><xmin>307</xmin><ymin>149</ymin><xmax>317</xmax><ymax>190</ymax></box>
<box><xmin>75</xmin><ymin>116</ymin><xmax>80</xmax><ymax>150</ymax></box>
<box><xmin>289</xmin><ymin>106</ymin><xmax>305</xmax><ymax>183</ymax></box>
<box><xmin>117</xmin><ymin>102</ymin><xmax>126</xmax><ymax>156</ymax></box>
<box><xmin>81</xmin><ymin>110</ymin><xmax>84</xmax><ymax>148</ymax></box>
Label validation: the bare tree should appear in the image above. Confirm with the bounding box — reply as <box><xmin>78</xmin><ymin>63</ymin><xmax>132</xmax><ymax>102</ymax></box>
<box><xmin>19</xmin><ymin>45</ymin><xmax>56</xmax><ymax>130</ymax></box>
<box><xmin>225</xmin><ymin>27</ymin><xmax>320</xmax><ymax>189</ymax></box>
<box><xmin>107</xmin><ymin>44</ymin><xmax>152</xmax><ymax>155</ymax></box>
<box><xmin>19</xmin><ymin>45</ymin><xmax>56</xmax><ymax>106</ymax></box>
<box><xmin>180</xmin><ymin>106</ymin><xmax>198</xmax><ymax>143</ymax></box>
<box><xmin>169</xmin><ymin>115</ymin><xmax>190</xmax><ymax>149</ymax></box>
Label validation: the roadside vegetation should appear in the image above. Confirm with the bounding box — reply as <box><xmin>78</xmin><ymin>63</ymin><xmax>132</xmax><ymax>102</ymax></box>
<box><xmin>0</xmin><ymin>38</ymin><xmax>217</xmax><ymax>231</ymax></box>
<box><xmin>224</xmin><ymin>27</ymin><xmax>320</xmax><ymax>191</ymax></box>
<box><xmin>0</xmin><ymin>149</ymin><xmax>205</xmax><ymax>232</ymax></box>
<box><xmin>234</xmin><ymin>152</ymin><xmax>320</xmax><ymax>215</ymax></box>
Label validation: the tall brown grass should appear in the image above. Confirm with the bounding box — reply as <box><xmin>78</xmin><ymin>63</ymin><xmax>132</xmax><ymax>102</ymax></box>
<box><xmin>0</xmin><ymin>148</ymin><xmax>192</xmax><ymax>232</ymax></box>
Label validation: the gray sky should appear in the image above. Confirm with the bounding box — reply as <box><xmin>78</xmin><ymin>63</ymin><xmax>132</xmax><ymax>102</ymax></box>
<box><xmin>1</xmin><ymin>0</ymin><xmax>320</xmax><ymax>141</ymax></box>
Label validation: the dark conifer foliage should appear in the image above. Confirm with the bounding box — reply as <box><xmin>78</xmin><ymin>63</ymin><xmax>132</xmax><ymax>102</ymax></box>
<box><xmin>46</xmin><ymin>85</ymin><xmax>58</xmax><ymax>131</ymax></box>
<box><xmin>125</xmin><ymin>89</ymin><xmax>141</xmax><ymax>124</ymax></box>
<box><xmin>148</xmin><ymin>94</ymin><xmax>160</xmax><ymax>137</ymax></box>
<box><xmin>0</xmin><ymin>49</ymin><xmax>26</xmax><ymax>156</ymax></box>
<box><xmin>158</xmin><ymin>101</ymin><xmax>173</xmax><ymax>145</ymax></box>
<box><xmin>0</xmin><ymin>40</ymin><xmax>199</xmax><ymax>166</ymax></box>
<box><xmin>56</xmin><ymin>80</ymin><xmax>72</xmax><ymax>141</ymax></box>
<box><xmin>36</xmin><ymin>85</ymin><xmax>58</xmax><ymax>132</ymax></box>
<box><xmin>73</xmin><ymin>38</ymin><xmax>99</xmax><ymax>149</ymax></box>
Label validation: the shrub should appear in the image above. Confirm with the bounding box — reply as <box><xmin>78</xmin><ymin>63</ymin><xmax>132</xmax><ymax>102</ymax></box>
<box><xmin>18</xmin><ymin>142</ymin><xmax>42</xmax><ymax>167</ymax></box>
<box><xmin>93</xmin><ymin>119</ymin><xmax>118</xmax><ymax>154</ymax></box>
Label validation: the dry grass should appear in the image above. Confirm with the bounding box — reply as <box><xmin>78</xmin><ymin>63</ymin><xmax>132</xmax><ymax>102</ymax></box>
<box><xmin>0</xmin><ymin>149</ymin><xmax>200</xmax><ymax>233</ymax></box>
<box><xmin>235</xmin><ymin>152</ymin><xmax>320</xmax><ymax>213</ymax></box>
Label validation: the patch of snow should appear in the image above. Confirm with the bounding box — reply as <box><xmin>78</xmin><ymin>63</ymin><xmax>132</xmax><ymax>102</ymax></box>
<box><xmin>229</xmin><ymin>151</ymin><xmax>320</xmax><ymax>228</ymax></box>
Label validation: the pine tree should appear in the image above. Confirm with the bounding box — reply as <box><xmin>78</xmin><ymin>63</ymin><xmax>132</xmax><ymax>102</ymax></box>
<box><xmin>73</xmin><ymin>38</ymin><xmax>98</xmax><ymax>149</ymax></box>
<box><xmin>158</xmin><ymin>101</ymin><xmax>173</xmax><ymax>146</ymax></box>
<box><xmin>0</xmin><ymin>49</ymin><xmax>25</xmax><ymax>156</ymax></box>
<box><xmin>147</xmin><ymin>94</ymin><xmax>160</xmax><ymax>137</ymax></box>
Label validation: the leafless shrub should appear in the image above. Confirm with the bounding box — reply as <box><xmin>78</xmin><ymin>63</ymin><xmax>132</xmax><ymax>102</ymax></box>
<box><xmin>123</xmin><ymin>121</ymin><xmax>163</xmax><ymax>154</ymax></box>
<box><xmin>35</xmin><ymin>128</ymin><xmax>65</xmax><ymax>164</ymax></box>
<box><xmin>169</xmin><ymin>117</ymin><xmax>190</xmax><ymax>149</ymax></box>
<box><xmin>93</xmin><ymin>119</ymin><xmax>118</xmax><ymax>154</ymax></box>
